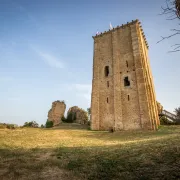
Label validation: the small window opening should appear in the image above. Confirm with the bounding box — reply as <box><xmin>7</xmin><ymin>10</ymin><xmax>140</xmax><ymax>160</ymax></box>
<box><xmin>128</xmin><ymin>95</ymin><xmax>130</xmax><ymax>101</ymax></box>
<box><xmin>105</xmin><ymin>66</ymin><xmax>109</xmax><ymax>77</ymax></box>
<box><xmin>124</xmin><ymin>76</ymin><xmax>130</xmax><ymax>87</ymax></box>
<box><xmin>107</xmin><ymin>81</ymin><xmax>109</xmax><ymax>87</ymax></box>
<box><xmin>107</xmin><ymin>97</ymin><xmax>109</xmax><ymax>103</ymax></box>
<box><xmin>126</xmin><ymin>61</ymin><xmax>128</xmax><ymax>67</ymax></box>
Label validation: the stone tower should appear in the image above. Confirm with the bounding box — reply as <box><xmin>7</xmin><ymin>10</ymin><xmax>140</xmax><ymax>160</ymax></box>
<box><xmin>91</xmin><ymin>19</ymin><xmax>160</xmax><ymax>131</ymax></box>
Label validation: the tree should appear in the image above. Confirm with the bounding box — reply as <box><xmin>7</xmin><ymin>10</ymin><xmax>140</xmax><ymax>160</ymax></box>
<box><xmin>45</xmin><ymin>120</ymin><xmax>53</xmax><ymax>128</ymax></box>
<box><xmin>174</xmin><ymin>106</ymin><xmax>180</xmax><ymax>124</ymax></box>
<box><xmin>66</xmin><ymin>112</ymin><xmax>74</xmax><ymax>123</ymax></box>
<box><xmin>23</xmin><ymin>121</ymin><xmax>39</xmax><ymax>128</ymax></box>
<box><xmin>158</xmin><ymin>0</ymin><xmax>180</xmax><ymax>52</ymax></box>
<box><xmin>87</xmin><ymin>108</ymin><xmax>91</xmax><ymax>119</ymax></box>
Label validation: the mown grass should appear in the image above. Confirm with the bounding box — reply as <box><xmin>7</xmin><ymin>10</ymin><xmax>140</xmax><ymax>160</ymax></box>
<box><xmin>0</xmin><ymin>125</ymin><xmax>180</xmax><ymax>179</ymax></box>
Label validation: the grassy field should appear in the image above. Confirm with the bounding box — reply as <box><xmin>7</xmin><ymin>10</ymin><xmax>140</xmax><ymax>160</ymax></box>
<box><xmin>0</xmin><ymin>125</ymin><xmax>180</xmax><ymax>180</ymax></box>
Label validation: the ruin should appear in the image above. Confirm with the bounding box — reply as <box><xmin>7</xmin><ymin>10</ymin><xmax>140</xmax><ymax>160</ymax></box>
<box><xmin>67</xmin><ymin>106</ymin><xmax>88</xmax><ymax>124</ymax></box>
<box><xmin>91</xmin><ymin>19</ymin><xmax>160</xmax><ymax>131</ymax></box>
<box><xmin>48</xmin><ymin>100</ymin><xmax>66</xmax><ymax>126</ymax></box>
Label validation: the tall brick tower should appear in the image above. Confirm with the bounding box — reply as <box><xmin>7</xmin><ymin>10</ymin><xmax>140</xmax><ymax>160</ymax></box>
<box><xmin>91</xmin><ymin>19</ymin><xmax>160</xmax><ymax>131</ymax></box>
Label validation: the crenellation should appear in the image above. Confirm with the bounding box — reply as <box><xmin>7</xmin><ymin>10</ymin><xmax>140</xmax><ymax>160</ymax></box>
<box><xmin>92</xmin><ymin>20</ymin><xmax>148</xmax><ymax>49</ymax></box>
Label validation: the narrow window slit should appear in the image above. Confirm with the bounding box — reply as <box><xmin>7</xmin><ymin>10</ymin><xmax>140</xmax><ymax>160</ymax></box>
<box><xmin>107</xmin><ymin>97</ymin><xmax>109</xmax><ymax>103</ymax></box>
<box><xmin>126</xmin><ymin>61</ymin><xmax>128</xmax><ymax>67</ymax></box>
<box><xmin>124</xmin><ymin>76</ymin><xmax>130</xmax><ymax>87</ymax></box>
<box><xmin>107</xmin><ymin>81</ymin><xmax>109</xmax><ymax>87</ymax></box>
<box><xmin>128</xmin><ymin>95</ymin><xmax>130</xmax><ymax>101</ymax></box>
<box><xmin>105</xmin><ymin>66</ymin><xmax>109</xmax><ymax>77</ymax></box>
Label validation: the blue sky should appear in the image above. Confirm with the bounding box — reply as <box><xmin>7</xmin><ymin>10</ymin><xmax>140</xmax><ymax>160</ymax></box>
<box><xmin>0</xmin><ymin>0</ymin><xmax>179</xmax><ymax>125</ymax></box>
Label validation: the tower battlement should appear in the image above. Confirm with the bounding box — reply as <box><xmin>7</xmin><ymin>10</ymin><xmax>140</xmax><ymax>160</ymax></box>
<box><xmin>92</xmin><ymin>19</ymin><xmax>149</xmax><ymax>49</ymax></box>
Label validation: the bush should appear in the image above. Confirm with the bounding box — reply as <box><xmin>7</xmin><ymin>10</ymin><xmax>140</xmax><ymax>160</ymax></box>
<box><xmin>66</xmin><ymin>112</ymin><xmax>74</xmax><ymax>123</ymax></box>
<box><xmin>6</xmin><ymin>124</ymin><xmax>16</xmax><ymax>129</ymax></box>
<box><xmin>87</xmin><ymin>120</ymin><xmax>91</xmax><ymax>126</ymax></box>
<box><xmin>61</xmin><ymin>116</ymin><xmax>67</xmax><ymax>122</ymax></box>
<box><xmin>23</xmin><ymin>121</ymin><xmax>39</xmax><ymax>128</ymax></box>
<box><xmin>160</xmin><ymin>116</ymin><xmax>175</xmax><ymax>125</ymax></box>
<box><xmin>46</xmin><ymin>120</ymin><xmax>53</xmax><ymax>128</ymax></box>
<box><xmin>41</xmin><ymin>124</ymin><xmax>45</xmax><ymax>128</ymax></box>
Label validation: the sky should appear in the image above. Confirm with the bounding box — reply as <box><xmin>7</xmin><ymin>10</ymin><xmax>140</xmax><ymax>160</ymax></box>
<box><xmin>0</xmin><ymin>0</ymin><xmax>179</xmax><ymax>126</ymax></box>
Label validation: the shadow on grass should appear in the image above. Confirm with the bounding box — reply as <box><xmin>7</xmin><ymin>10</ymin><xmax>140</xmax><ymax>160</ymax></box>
<box><xmin>76</xmin><ymin>125</ymin><xmax>180</xmax><ymax>143</ymax></box>
<box><xmin>0</xmin><ymin>133</ymin><xmax>180</xmax><ymax>180</ymax></box>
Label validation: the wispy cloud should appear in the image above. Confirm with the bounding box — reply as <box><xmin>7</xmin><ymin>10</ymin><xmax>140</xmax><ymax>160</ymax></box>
<box><xmin>9</xmin><ymin>0</ymin><xmax>37</xmax><ymax>25</ymax></box>
<box><xmin>68</xmin><ymin>83</ymin><xmax>92</xmax><ymax>100</ymax></box>
<box><xmin>38</xmin><ymin>51</ymin><xmax>64</xmax><ymax>68</ymax></box>
<box><xmin>30</xmin><ymin>45</ymin><xmax>64</xmax><ymax>69</ymax></box>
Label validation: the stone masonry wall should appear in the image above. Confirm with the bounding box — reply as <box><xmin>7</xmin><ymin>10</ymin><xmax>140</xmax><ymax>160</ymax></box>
<box><xmin>67</xmin><ymin>106</ymin><xmax>88</xmax><ymax>124</ymax></box>
<box><xmin>91</xmin><ymin>19</ymin><xmax>160</xmax><ymax>131</ymax></box>
<box><xmin>48</xmin><ymin>100</ymin><xmax>66</xmax><ymax>126</ymax></box>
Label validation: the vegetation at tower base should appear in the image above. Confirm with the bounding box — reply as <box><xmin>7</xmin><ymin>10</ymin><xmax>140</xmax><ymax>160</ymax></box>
<box><xmin>174</xmin><ymin>106</ymin><xmax>180</xmax><ymax>124</ymax></box>
<box><xmin>0</xmin><ymin>126</ymin><xmax>180</xmax><ymax>179</ymax></box>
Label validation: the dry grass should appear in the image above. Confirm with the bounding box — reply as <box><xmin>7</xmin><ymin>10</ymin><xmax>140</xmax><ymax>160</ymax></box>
<box><xmin>0</xmin><ymin>125</ymin><xmax>180</xmax><ymax>179</ymax></box>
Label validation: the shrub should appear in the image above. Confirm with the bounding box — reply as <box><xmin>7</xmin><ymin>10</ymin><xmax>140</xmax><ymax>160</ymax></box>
<box><xmin>160</xmin><ymin>116</ymin><xmax>175</xmax><ymax>125</ymax></box>
<box><xmin>41</xmin><ymin>124</ymin><xmax>45</xmax><ymax>128</ymax></box>
<box><xmin>23</xmin><ymin>121</ymin><xmax>39</xmax><ymax>128</ymax></box>
<box><xmin>46</xmin><ymin>120</ymin><xmax>53</xmax><ymax>128</ymax></box>
<box><xmin>87</xmin><ymin>120</ymin><xmax>91</xmax><ymax>126</ymax></box>
<box><xmin>66</xmin><ymin>112</ymin><xmax>74</xmax><ymax>123</ymax></box>
<box><xmin>61</xmin><ymin>116</ymin><xmax>67</xmax><ymax>122</ymax></box>
<box><xmin>6</xmin><ymin>124</ymin><xmax>16</xmax><ymax>130</ymax></box>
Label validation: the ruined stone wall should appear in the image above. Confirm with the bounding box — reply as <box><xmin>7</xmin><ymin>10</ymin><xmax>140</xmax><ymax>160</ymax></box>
<box><xmin>48</xmin><ymin>101</ymin><xmax>66</xmax><ymax>126</ymax></box>
<box><xmin>91</xmin><ymin>20</ymin><xmax>160</xmax><ymax>131</ymax></box>
<box><xmin>67</xmin><ymin>106</ymin><xmax>88</xmax><ymax>124</ymax></box>
<box><xmin>157</xmin><ymin>101</ymin><xmax>163</xmax><ymax>115</ymax></box>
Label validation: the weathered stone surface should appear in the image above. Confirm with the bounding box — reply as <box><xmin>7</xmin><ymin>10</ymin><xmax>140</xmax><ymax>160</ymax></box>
<box><xmin>91</xmin><ymin>19</ymin><xmax>160</xmax><ymax>131</ymax></box>
<box><xmin>48</xmin><ymin>100</ymin><xmax>66</xmax><ymax>126</ymax></box>
<box><xmin>157</xmin><ymin>101</ymin><xmax>163</xmax><ymax>115</ymax></box>
<box><xmin>67</xmin><ymin>106</ymin><xmax>88</xmax><ymax>124</ymax></box>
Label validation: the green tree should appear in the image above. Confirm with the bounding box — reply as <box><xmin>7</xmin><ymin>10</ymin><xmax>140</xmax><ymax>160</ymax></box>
<box><xmin>174</xmin><ymin>107</ymin><xmax>180</xmax><ymax>124</ymax></box>
<box><xmin>23</xmin><ymin>121</ymin><xmax>39</xmax><ymax>128</ymax></box>
<box><xmin>66</xmin><ymin>112</ymin><xmax>74</xmax><ymax>123</ymax></box>
<box><xmin>45</xmin><ymin>120</ymin><xmax>53</xmax><ymax>128</ymax></box>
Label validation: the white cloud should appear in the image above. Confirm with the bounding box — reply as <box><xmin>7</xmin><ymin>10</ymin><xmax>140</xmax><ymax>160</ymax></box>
<box><xmin>30</xmin><ymin>45</ymin><xmax>64</xmax><ymax>69</ymax></box>
<box><xmin>71</xmin><ymin>84</ymin><xmax>92</xmax><ymax>100</ymax></box>
<box><xmin>38</xmin><ymin>51</ymin><xmax>64</xmax><ymax>68</ymax></box>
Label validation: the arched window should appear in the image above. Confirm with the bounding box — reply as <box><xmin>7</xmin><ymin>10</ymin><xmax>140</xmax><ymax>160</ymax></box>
<box><xmin>105</xmin><ymin>66</ymin><xmax>109</xmax><ymax>77</ymax></box>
